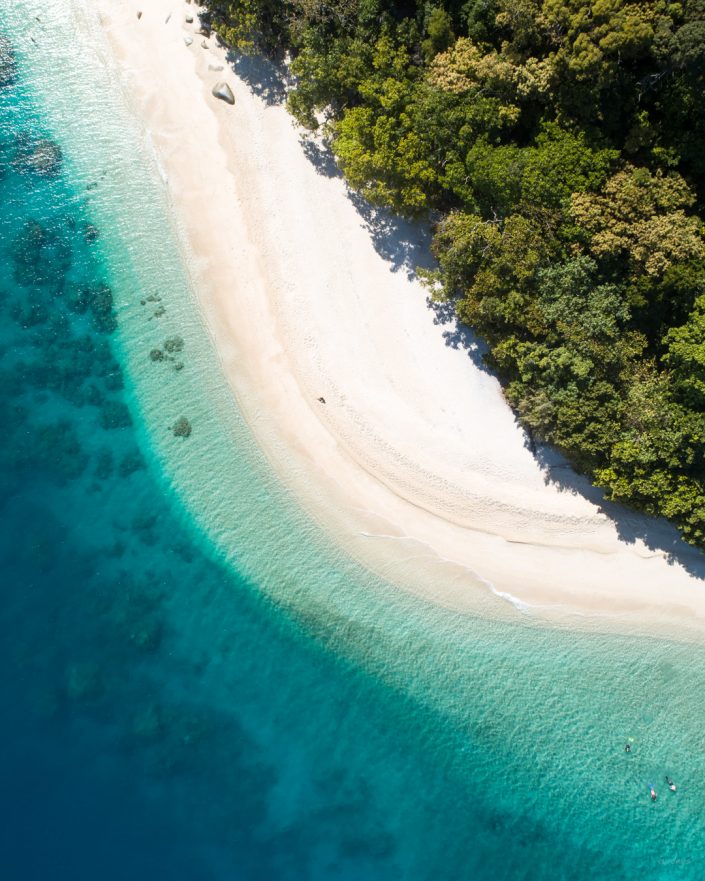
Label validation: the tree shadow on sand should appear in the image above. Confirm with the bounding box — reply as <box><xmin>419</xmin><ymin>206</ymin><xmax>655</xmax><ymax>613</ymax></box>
<box><xmin>296</xmin><ymin>132</ymin><xmax>436</xmax><ymax>280</ymax></box>
<box><xmin>425</xmin><ymin>296</ymin><xmax>492</xmax><ymax>374</ymax></box>
<box><xmin>531</xmin><ymin>442</ymin><xmax>705</xmax><ymax>580</ymax></box>
<box><xmin>222</xmin><ymin>48</ymin><xmax>289</xmax><ymax>106</ymax></box>
<box><xmin>347</xmin><ymin>190</ymin><xmax>436</xmax><ymax>281</ymax></box>
<box><xmin>200</xmin><ymin>2</ymin><xmax>289</xmax><ymax>105</ymax></box>
<box><xmin>222</xmin><ymin>47</ymin><xmax>705</xmax><ymax>582</ymax></box>
<box><xmin>299</xmin><ymin>135</ymin><xmax>340</xmax><ymax>179</ymax></box>
<box><xmin>427</xmin><ymin>284</ymin><xmax>705</xmax><ymax>576</ymax></box>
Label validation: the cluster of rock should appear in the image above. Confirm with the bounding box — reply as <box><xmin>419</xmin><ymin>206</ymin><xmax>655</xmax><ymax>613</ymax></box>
<box><xmin>176</xmin><ymin>8</ymin><xmax>233</xmax><ymax>105</ymax></box>
<box><xmin>0</xmin><ymin>41</ymin><xmax>64</xmax><ymax>179</ymax></box>
<box><xmin>3</xmin><ymin>207</ymin><xmax>144</xmax><ymax>491</ymax></box>
<box><xmin>149</xmin><ymin>335</ymin><xmax>185</xmax><ymax>371</ymax></box>
<box><xmin>65</xmin><ymin>280</ymin><xmax>119</xmax><ymax>335</ymax></box>
<box><xmin>146</xmin><ymin>339</ymin><xmax>192</xmax><ymax>437</ymax></box>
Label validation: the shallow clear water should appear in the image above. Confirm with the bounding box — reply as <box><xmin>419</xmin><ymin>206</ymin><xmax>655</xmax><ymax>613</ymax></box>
<box><xmin>1</xmin><ymin>4</ymin><xmax>705</xmax><ymax>880</ymax></box>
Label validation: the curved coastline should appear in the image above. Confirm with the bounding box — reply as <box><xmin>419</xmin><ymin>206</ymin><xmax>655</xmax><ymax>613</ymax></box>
<box><xmin>6</xmin><ymin>4</ymin><xmax>705</xmax><ymax>874</ymax></box>
<box><xmin>90</xmin><ymin>0</ymin><xmax>705</xmax><ymax>635</ymax></box>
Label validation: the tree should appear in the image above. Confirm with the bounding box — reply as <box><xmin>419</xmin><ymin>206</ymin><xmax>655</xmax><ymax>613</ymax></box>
<box><xmin>664</xmin><ymin>295</ymin><xmax>705</xmax><ymax>409</ymax></box>
<box><xmin>571</xmin><ymin>166</ymin><xmax>705</xmax><ymax>277</ymax></box>
<box><xmin>422</xmin><ymin>7</ymin><xmax>455</xmax><ymax>60</ymax></box>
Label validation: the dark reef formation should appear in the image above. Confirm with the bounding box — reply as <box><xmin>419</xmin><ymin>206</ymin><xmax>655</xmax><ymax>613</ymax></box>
<box><xmin>0</xmin><ymin>34</ymin><xmax>17</xmax><ymax>88</ymax></box>
<box><xmin>13</xmin><ymin>134</ymin><xmax>63</xmax><ymax>177</ymax></box>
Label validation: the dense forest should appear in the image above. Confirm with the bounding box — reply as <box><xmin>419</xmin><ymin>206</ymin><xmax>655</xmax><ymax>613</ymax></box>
<box><xmin>204</xmin><ymin>0</ymin><xmax>705</xmax><ymax>548</ymax></box>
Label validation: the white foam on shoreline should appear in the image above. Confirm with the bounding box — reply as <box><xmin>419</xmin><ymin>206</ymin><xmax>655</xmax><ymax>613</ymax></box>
<box><xmin>490</xmin><ymin>588</ymin><xmax>535</xmax><ymax>615</ymax></box>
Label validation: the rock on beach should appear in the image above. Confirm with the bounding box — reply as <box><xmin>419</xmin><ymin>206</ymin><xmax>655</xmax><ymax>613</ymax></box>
<box><xmin>212</xmin><ymin>82</ymin><xmax>235</xmax><ymax>105</ymax></box>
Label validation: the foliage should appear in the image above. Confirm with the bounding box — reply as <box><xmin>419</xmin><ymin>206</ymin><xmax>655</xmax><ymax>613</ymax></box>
<box><xmin>204</xmin><ymin>0</ymin><xmax>705</xmax><ymax>549</ymax></box>
<box><xmin>571</xmin><ymin>167</ymin><xmax>705</xmax><ymax>277</ymax></box>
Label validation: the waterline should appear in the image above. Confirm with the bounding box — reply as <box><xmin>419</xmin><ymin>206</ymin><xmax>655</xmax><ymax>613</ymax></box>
<box><xmin>2</xmin><ymin>3</ymin><xmax>705</xmax><ymax>878</ymax></box>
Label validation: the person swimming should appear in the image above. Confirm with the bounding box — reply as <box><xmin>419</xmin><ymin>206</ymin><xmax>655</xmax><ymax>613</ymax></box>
<box><xmin>649</xmin><ymin>785</ymin><xmax>658</xmax><ymax>802</ymax></box>
<box><xmin>624</xmin><ymin>743</ymin><xmax>631</xmax><ymax>753</ymax></box>
<box><xmin>666</xmin><ymin>776</ymin><xmax>677</xmax><ymax>792</ymax></box>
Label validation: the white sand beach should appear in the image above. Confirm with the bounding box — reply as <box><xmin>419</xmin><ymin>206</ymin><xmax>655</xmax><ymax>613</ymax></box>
<box><xmin>93</xmin><ymin>0</ymin><xmax>705</xmax><ymax>633</ymax></box>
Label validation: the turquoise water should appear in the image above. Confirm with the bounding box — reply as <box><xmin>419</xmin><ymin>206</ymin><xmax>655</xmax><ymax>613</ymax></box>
<box><xmin>2</xmin><ymin>5</ymin><xmax>705</xmax><ymax>879</ymax></box>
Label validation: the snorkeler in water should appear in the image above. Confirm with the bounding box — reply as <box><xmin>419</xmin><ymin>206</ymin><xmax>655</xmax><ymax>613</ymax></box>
<box><xmin>666</xmin><ymin>776</ymin><xmax>677</xmax><ymax>792</ymax></box>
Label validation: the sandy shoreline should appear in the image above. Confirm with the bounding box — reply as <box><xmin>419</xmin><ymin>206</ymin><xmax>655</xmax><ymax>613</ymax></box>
<box><xmin>93</xmin><ymin>0</ymin><xmax>705</xmax><ymax>634</ymax></box>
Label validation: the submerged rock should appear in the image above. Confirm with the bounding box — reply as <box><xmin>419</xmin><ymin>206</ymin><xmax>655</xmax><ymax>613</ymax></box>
<box><xmin>0</xmin><ymin>34</ymin><xmax>17</xmax><ymax>88</ymax></box>
<box><xmin>132</xmin><ymin>619</ymin><xmax>163</xmax><ymax>651</ymax></box>
<box><xmin>66</xmin><ymin>661</ymin><xmax>102</xmax><ymax>701</ymax></box>
<box><xmin>89</xmin><ymin>282</ymin><xmax>117</xmax><ymax>334</ymax></box>
<box><xmin>119</xmin><ymin>450</ymin><xmax>145</xmax><ymax>478</ymax></box>
<box><xmin>212</xmin><ymin>82</ymin><xmax>235</xmax><ymax>105</ymax></box>
<box><xmin>83</xmin><ymin>384</ymin><xmax>105</xmax><ymax>407</ymax></box>
<box><xmin>13</xmin><ymin>134</ymin><xmax>63</xmax><ymax>176</ymax></box>
<box><xmin>9</xmin><ymin>299</ymin><xmax>49</xmax><ymax>328</ymax></box>
<box><xmin>100</xmin><ymin>400</ymin><xmax>132</xmax><ymax>430</ymax></box>
<box><xmin>64</xmin><ymin>281</ymin><xmax>117</xmax><ymax>333</ymax></box>
<box><xmin>172</xmin><ymin>416</ymin><xmax>192</xmax><ymax>438</ymax></box>
<box><xmin>34</xmin><ymin>420</ymin><xmax>89</xmax><ymax>483</ymax></box>
<box><xmin>94</xmin><ymin>449</ymin><xmax>114</xmax><ymax>481</ymax></box>
<box><xmin>65</xmin><ymin>283</ymin><xmax>91</xmax><ymax>314</ymax></box>
<box><xmin>12</xmin><ymin>220</ymin><xmax>72</xmax><ymax>288</ymax></box>
<box><xmin>83</xmin><ymin>223</ymin><xmax>100</xmax><ymax>244</ymax></box>
<box><xmin>163</xmin><ymin>335</ymin><xmax>184</xmax><ymax>354</ymax></box>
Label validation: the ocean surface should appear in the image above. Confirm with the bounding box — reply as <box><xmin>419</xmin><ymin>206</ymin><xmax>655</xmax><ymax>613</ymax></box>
<box><xmin>1</xmin><ymin>3</ymin><xmax>705</xmax><ymax>879</ymax></box>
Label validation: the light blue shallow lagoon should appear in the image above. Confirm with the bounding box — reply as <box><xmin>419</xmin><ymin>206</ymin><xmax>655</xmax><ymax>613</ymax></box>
<box><xmin>1</xmin><ymin>4</ymin><xmax>705</xmax><ymax>879</ymax></box>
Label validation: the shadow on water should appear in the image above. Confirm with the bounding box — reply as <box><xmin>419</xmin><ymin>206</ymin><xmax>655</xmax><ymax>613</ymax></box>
<box><xmin>218</xmin><ymin>43</ymin><xmax>705</xmax><ymax>584</ymax></box>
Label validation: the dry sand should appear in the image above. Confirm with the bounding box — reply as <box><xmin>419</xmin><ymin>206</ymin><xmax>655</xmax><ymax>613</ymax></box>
<box><xmin>94</xmin><ymin>0</ymin><xmax>705</xmax><ymax>634</ymax></box>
